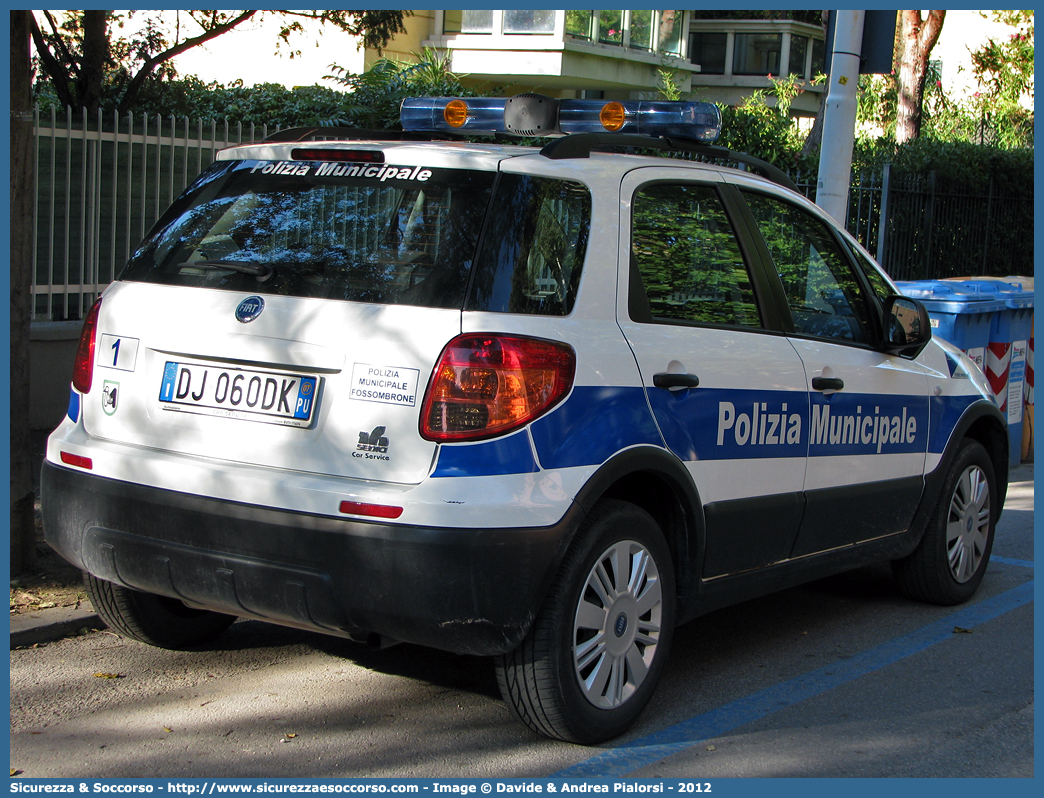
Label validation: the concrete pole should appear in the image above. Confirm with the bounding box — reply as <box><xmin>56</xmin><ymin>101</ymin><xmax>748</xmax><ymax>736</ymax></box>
<box><xmin>815</xmin><ymin>10</ymin><xmax>865</xmax><ymax>224</ymax></box>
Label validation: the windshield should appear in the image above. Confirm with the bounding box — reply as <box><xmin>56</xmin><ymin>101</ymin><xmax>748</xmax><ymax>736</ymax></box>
<box><xmin>121</xmin><ymin>159</ymin><xmax>497</xmax><ymax>309</ymax></box>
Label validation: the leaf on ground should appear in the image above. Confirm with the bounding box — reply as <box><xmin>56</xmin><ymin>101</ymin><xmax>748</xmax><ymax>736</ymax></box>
<box><xmin>93</xmin><ymin>672</ymin><xmax>125</xmax><ymax>679</ymax></box>
<box><xmin>163</xmin><ymin>727</ymin><xmax>173</xmax><ymax>733</ymax></box>
<box><xmin>953</xmin><ymin>626</ymin><xmax>973</xmax><ymax>634</ymax></box>
<box><xmin>11</xmin><ymin>769</ymin><xmax>23</xmax><ymax>776</ymax></box>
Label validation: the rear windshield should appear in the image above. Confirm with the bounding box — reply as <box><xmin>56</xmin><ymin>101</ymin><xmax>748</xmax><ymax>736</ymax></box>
<box><xmin>121</xmin><ymin>159</ymin><xmax>496</xmax><ymax>308</ymax></box>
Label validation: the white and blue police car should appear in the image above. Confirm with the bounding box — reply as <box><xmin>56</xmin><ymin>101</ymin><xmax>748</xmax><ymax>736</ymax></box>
<box><xmin>42</xmin><ymin>95</ymin><xmax>1008</xmax><ymax>744</ymax></box>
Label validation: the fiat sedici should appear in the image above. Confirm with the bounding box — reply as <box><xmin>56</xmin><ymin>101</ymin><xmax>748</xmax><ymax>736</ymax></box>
<box><xmin>43</xmin><ymin>95</ymin><xmax>1008</xmax><ymax>743</ymax></box>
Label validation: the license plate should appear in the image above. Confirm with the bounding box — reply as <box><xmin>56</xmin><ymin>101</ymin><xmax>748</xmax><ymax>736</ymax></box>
<box><xmin>159</xmin><ymin>362</ymin><xmax>319</xmax><ymax>427</ymax></box>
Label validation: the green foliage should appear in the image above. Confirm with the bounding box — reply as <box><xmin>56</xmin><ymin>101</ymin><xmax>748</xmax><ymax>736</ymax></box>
<box><xmin>714</xmin><ymin>74</ymin><xmax>813</xmax><ymax>168</ymax></box>
<box><xmin>36</xmin><ymin>73</ymin><xmax>351</xmax><ymax>127</ymax></box>
<box><xmin>853</xmin><ymin>137</ymin><xmax>1033</xmax><ymax>198</ymax></box>
<box><xmin>325</xmin><ymin>48</ymin><xmax>475</xmax><ymax>130</ymax></box>
<box><xmin>966</xmin><ymin>12</ymin><xmax>1034</xmax><ymax>148</ymax></box>
<box><xmin>656</xmin><ymin>68</ymin><xmax>682</xmax><ymax>102</ymax></box>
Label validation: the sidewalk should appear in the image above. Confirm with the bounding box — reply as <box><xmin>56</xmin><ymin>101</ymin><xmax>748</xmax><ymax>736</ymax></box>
<box><xmin>10</xmin><ymin>463</ymin><xmax>1034</xmax><ymax>649</ymax></box>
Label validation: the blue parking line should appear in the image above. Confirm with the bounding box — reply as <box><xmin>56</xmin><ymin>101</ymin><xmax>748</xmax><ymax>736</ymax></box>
<box><xmin>554</xmin><ymin>580</ymin><xmax>1034</xmax><ymax>778</ymax></box>
<box><xmin>991</xmin><ymin>555</ymin><xmax>1035</xmax><ymax>569</ymax></box>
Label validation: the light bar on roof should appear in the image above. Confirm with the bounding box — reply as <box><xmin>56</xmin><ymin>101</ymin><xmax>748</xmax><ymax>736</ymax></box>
<box><xmin>400</xmin><ymin>97</ymin><xmax>509</xmax><ymax>134</ymax></box>
<box><xmin>558</xmin><ymin>99</ymin><xmax>722</xmax><ymax>141</ymax></box>
<box><xmin>400</xmin><ymin>95</ymin><xmax>723</xmax><ymax>143</ymax></box>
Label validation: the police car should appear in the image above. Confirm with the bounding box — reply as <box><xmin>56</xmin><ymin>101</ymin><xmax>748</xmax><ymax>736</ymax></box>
<box><xmin>42</xmin><ymin>94</ymin><xmax>1008</xmax><ymax>744</ymax></box>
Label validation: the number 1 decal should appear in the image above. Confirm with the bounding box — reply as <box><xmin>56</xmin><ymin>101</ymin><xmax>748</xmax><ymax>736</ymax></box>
<box><xmin>99</xmin><ymin>334</ymin><xmax>139</xmax><ymax>372</ymax></box>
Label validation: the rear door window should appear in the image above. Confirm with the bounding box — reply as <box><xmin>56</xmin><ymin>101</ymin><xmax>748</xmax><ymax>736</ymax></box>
<box><xmin>466</xmin><ymin>174</ymin><xmax>591</xmax><ymax>316</ymax></box>
<box><xmin>121</xmin><ymin>159</ymin><xmax>497</xmax><ymax>309</ymax></box>
<box><xmin>630</xmin><ymin>183</ymin><xmax>761</xmax><ymax>328</ymax></box>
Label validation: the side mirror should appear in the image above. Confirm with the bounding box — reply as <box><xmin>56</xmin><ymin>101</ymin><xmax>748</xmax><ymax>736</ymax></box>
<box><xmin>882</xmin><ymin>295</ymin><xmax>932</xmax><ymax>358</ymax></box>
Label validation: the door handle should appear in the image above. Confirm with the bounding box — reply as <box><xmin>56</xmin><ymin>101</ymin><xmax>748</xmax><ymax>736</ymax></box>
<box><xmin>812</xmin><ymin>376</ymin><xmax>845</xmax><ymax>391</ymax></box>
<box><xmin>653</xmin><ymin>372</ymin><xmax>700</xmax><ymax>390</ymax></box>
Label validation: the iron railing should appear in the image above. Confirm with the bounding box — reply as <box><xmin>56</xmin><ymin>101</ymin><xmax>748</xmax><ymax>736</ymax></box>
<box><xmin>31</xmin><ymin>106</ymin><xmax>1033</xmax><ymax>321</ymax></box>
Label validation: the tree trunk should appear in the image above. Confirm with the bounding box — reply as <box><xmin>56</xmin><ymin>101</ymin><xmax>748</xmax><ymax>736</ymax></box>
<box><xmin>77</xmin><ymin>10</ymin><xmax>110</xmax><ymax>113</ymax></box>
<box><xmin>799</xmin><ymin>11</ymin><xmax>829</xmax><ymax>158</ymax></box>
<box><xmin>895</xmin><ymin>10</ymin><xmax>945</xmax><ymax>144</ymax></box>
<box><xmin>10</xmin><ymin>10</ymin><xmax>37</xmax><ymax>576</ymax></box>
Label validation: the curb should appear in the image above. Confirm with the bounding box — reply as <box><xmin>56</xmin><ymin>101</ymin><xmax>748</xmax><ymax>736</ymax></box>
<box><xmin>10</xmin><ymin>605</ymin><xmax>104</xmax><ymax>648</ymax></box>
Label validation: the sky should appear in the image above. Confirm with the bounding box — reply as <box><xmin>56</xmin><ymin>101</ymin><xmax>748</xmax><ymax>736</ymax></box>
<box><xmin>105</xmin><ymin>10</ymin><xmax>368</xmax><ymax>88</ymax></box>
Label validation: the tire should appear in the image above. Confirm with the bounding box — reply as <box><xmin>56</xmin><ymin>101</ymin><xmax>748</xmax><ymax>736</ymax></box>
<box><xmin>892</xmin><ymin>439</ymin><xmax>997</xmax><ymax>605</ymax></box>
<box><xmin>495</xmin><ymin>499</ymin><xmax>676</xmax><ymax>744</ymax></box>
<box><xmin>84</xmin><ymin>572</ymin><xmax>236</xmax><ymax>649</ymax></box>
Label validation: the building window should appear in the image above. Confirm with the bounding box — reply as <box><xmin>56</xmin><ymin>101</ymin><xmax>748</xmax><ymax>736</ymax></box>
<box><xmin>658</xmin><ymin>11</ymin><xmax>683</xmax><ymax>55</ymax></box>
<box><xmin>462</xmin><ymin>10</ymin><xmax>494</xmax><ymax>33</ymax></box>
<box><xmin>630</xmin><ymin>9</ymin><xmax>653</xmax><ymax>50</ymax></box>
<box><xmin>445</xmin><ymin>10</ymin><xmax>494</xmax><ymax>34</ymax></box>
<box><xmin>733</xmin><ymin>32</ymin><xmax>781</xmax><ymax>75</ymax></box>
<box><xmin>599</xmin><ymin>10</ymin><xmax>624</xmax><ymax>44</ymax></box>
<box><xmin>566</xmin><ymin>10</ymin><xmax>594</xmax><ymax>39</ymax></box>
<box><xmin>811</xmin><ymin>37</ymin><xmax>825</xmax><ymax>76</ymax></box>
<box><xmin>689</xmin><ymin>31</ymin><xmax>727</xmax><ymax>74</ymax></box>
<box><xmin>788</xmin><ymin>35</ymin><xmax>808</xmax><ymax>77</ymax></box>
<box><xmin>504</xmin><ymin>10</ymin><xmax>556</xmax><ymax>34</ymax></box>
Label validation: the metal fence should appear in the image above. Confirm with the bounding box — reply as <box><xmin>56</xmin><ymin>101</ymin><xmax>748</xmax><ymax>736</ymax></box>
<box><xmin>791</xmin><ymin>166</ymin><xmax>1033</xmax><ymax>282</ymax></box>
<box><xmin>32</xmin><ymin>106</ymin><xmax>280</xmax><ymax>321</ymax></box>
<box><xmin>31</xmin><ymin>107</ymin><xmax>1034</xmax><ymax>321</ymax></box>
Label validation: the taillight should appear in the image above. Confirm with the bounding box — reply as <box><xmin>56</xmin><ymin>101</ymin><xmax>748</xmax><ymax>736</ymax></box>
<box><xmin>72</xmin><ymin>299</ymin><xmax>102</xmax><ymax>394</ymax></box>
<box><xmin>421</xmin><ymin>334</ymin><xmax>575</xmax><ymax>442</ymax></box>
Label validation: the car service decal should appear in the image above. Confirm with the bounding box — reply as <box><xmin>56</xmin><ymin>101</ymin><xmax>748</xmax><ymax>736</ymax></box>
<box><xmin>355</xmin><ymin>426</ymin><xmax>391</xmax><ymax>462</ymax></box>
<box><xmin>349</xmin><ymin>363</ymin><xmax>419</xmax><ymax>407</ymax></box>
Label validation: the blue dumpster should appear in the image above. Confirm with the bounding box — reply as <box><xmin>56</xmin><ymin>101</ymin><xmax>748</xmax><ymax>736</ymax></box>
<box><xmin>942</xmin><ymin>279</ymin><xmax>1034</xmax><ymax>466</ymax></box>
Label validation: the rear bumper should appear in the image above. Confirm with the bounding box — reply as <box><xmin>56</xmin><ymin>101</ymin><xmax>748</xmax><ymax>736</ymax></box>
<box><xmin>41</xmin><ymin>460</ymin><xmax>580</xmax><ymax>656</ymax></box>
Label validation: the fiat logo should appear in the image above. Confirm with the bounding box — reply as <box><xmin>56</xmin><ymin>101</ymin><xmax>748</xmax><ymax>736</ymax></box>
<box><xmin>235</xmin><ymin>296</ymin><xmax>265</xmax><ymax>323</ymax></box>
<box><xmin>614</xmin><ymin>613</ymin><xmax>628</xmax><ymax>638</ymax></box>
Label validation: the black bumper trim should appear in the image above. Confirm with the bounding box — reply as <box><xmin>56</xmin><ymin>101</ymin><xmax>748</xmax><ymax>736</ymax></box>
<box><xmin>41</xmin><ymin>461</ymin><xmax>581</xmax><ymax>656</ymax></box>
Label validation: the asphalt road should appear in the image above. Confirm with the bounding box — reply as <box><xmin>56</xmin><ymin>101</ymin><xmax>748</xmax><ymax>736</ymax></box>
<box><xmin>10</xmin><ymin>467</ymin><xmax>1033</xmax><ymax>779</ymax></box>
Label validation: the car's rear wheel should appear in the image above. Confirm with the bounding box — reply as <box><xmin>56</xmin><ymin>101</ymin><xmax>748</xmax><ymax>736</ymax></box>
<box><xmin>495</xmin><ymin>499</ymin><xmax>675</xmax><ymax>744</ymax></box>
<box><xmin>892</xmin><ymin>439</ymin><xmax>996</xmax><ymax>605</ymax></box>
<box><xmin>84</xmin><ymin>572</ymin><xmax>236</xmax><ymax>649</ymax></box>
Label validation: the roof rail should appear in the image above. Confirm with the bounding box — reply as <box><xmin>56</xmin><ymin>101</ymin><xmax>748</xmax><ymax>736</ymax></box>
<box><xmin>539</xmin><ymin>133</ymin><xmax>797</xmax><ymax>192</ymax></box>
<box><xmin>261</xmin><ymin>127</ymin><xmax>464</xmax><ymax>143</ymax></box>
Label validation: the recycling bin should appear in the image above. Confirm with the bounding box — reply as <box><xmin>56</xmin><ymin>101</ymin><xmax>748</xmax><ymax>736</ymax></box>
<box><xmin>942</xmin><ymin>279</ymin><xmax>1033</xmax><ymax>466</ymax></box>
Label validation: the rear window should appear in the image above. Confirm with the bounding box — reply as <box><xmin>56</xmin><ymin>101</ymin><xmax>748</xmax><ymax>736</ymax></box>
<box><xmin>121</xmin><ymin>159</ymin><xmax>496</xmax><ymax>309</ymax></box>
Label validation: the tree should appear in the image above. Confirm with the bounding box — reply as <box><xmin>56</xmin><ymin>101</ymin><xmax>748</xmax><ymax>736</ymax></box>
<box><xmin>968</xmin><ymin>11</ymin><xmax>1034</xmax><ymax>148</ymax></box>
<box><xmin>10</xmin><ymin>11</ymin><xmax>36</xmax><ymax>575</ymax></box>
<box><xmin>894</xmin><ymin>10</ymin><xmax>945</xmax><ymax>144</ymax></box>
<box><xmin>30</xmin><ymin>10</ymin><xmax>410</xmax><ymax>113</ymax></box>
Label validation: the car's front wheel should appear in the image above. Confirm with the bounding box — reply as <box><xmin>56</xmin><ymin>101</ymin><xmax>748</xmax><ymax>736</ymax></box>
<box><xmin>892</xmin><ymin>438</ymin><xmax>997</xmax><ymax>605</ymax></box>
<box><xmin>84</xmin><ymin>573</ymin><xmax>237</xmax><ymax>649</ymax></box>
<box><xmin>495</xmin><ymin>499</ymin><xmax>676</xmax><ymax>744</ymax></box>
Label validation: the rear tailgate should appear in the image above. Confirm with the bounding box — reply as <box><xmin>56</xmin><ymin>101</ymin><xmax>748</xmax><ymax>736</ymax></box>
<box><xmin>83</xmin><ymin>281</ymin><xmax>457</xmax><ymax>485</ymax></box>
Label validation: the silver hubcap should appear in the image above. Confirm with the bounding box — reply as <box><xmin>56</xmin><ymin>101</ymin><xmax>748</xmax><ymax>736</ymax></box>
<box><xmin>946</xmin><ymin>464</ymin><xmax>991</xmax><ymax>583</ymax></box>
<box><xmin>573</xmin><ymin>540</ymin><xmax>663</xmax><ymax>709</ymax></box>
